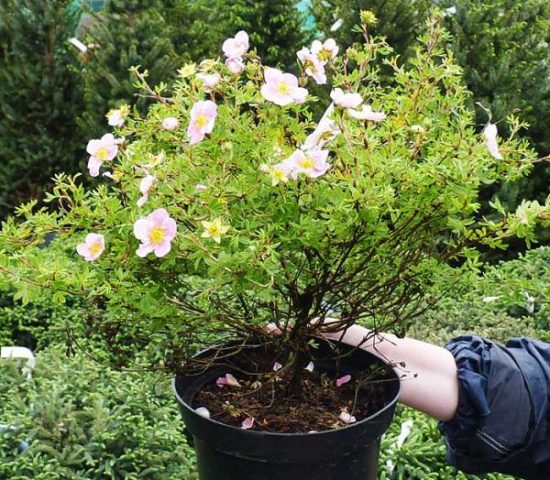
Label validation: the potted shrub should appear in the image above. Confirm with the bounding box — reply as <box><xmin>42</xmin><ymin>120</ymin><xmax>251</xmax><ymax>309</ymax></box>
<box><xmin>0</xmin><ymin>12</ymin><xmax>547</xmax><ymax>480</ymax></box>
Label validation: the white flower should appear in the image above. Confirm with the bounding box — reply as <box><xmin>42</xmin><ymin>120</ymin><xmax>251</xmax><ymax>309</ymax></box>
<box><xmin>339</xmin><ymin>411</ymin><xmax>357</xmax><ymax>424</ymax></box>
<box><xmin>303</xmin><ymin>103</ymin><xmax>340</xmax><ymax>150</ymax></box>
<box><xmin>348</xmin><ymin>105</ymin><xmax>386</xmax><ymax>122</ymax></box>
<box><xmin>297</xmin><ymin>47</ymin><xmax>327</xmax><ymax>84</ymax></box>
<box><xmin>162</xmin><ymin>117</ymin><xmax>180</xmax><ymax>131</ymax></box>
<box><xmin>225</xmin><ymin>56</ymin><xmax>245</xmax><ymax>74</ymax></box>
<box><xmin>107</xmin><ymin>109</ymin><xmax>124</xmax><ymax>127</ymax></box>
<box><xmin>197</xmin><ymin>72</ymin><xmax>222</xmax><ymax>89</ymax></box>
<box><xmin>311</xmin><ymin>38</ymin><xmax>339</xmax><ymax>63</ymax></box>
<box><xmin>195</xmin><ymin>407</ymin><xmax>211</xmax><ymax>419</ymax></box>
<box><xmin>223</xmin><ymin>31</ymin><xmax>249</xmax><ymax>58</ymax></box>
<box><xmin>136</xmin><ymin>174</ymin><xmax>156</xmax><ymax>207</ymax></box>
<box><xmin>330</xmin><ymin>88</ymin><xmax>363</xmax><ymax>109</ymax></box>
<box><xmin>483</xmin><ymin>123</ymin><xmax>503</xmax><ymax>160</ymax></box>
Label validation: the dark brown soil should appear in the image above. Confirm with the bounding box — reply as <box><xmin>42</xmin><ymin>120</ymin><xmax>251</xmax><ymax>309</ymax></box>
<box><xmin>192</xmin><ymin>342</ymin><xmax>395</xmax><ymax>433</ymax></box>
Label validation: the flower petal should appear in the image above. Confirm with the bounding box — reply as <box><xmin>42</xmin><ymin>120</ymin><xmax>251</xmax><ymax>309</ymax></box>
<box><xmin>241</xmin><ymin>417</ymin><xmax>255</xmax><ymax>430</ymax></box>
<box><xmin>336</xmin><ymin>374</ymin><xmax>351</xmax><ymax>387</ymax></box>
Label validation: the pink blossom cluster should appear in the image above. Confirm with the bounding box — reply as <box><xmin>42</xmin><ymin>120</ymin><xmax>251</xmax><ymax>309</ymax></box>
<box><xmin>222</xmin><ymin>30</ymin><xmax>249</xmax><ymax>74</ymax></box>
<box><xmin>269</xmin><ymin>148</ymin><xmax>331</xmax><ymax>185</ymax></box>
<box><xmin>80</xmin><ymin>30</ymin><xmax>394</xmax><ymax>265</ymax></box>
<box><xmin>297</xmin><ymin>39</ymin><xmax>339</xmax><ymax>85</ymax></box>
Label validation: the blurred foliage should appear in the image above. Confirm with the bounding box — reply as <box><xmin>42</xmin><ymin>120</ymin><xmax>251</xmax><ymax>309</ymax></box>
<box><xmin>414</xmin><ymin>246</ymin><xmax>550</xmax><ymax>344</ymax></box>
<box><xmin>78</xmin><ymin>0</ymin><xmax>181</xmax><ymax>139</ymax></box>
<box><xmin>0</xmin><ymin>0</ymin><xmax>86</xmax><ymax>219</ymax></box>
<box><xmin>379</xmin><ymin>407</ymin><xmax>515</xmax><ymax>479</ymax></box>
<box><xmin>438</xmin><ymin>0</ymin><xmax>550</xmax><ymax>159</ymax></box>
<box><xmin>438</xmin><ymin>0</ymin><xmax>550</xmax><ymax>248</ymax></box>
<box><xmin>166</xmin><ymin>0</ymin><xmax>313</xmax><ymax>71</ymax></box>
<box><xmin>311</xmin><ymin>0</ymin><xmax>431</xmax><ymax>63</ymax></box>
<box><xmin>0</xmin><ymin>348</ymin><xmax>197</xmax><ymax>480</ymax></box>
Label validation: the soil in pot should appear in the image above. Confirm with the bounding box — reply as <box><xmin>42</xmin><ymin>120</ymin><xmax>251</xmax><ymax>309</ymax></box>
<box><xmin>191</xmin><ymin>338</ymin><xmax>396</xmax><ymax>433</ymax></box>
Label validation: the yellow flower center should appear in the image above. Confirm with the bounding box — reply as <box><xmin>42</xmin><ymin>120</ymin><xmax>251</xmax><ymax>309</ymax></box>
<box><xmin>304</xmin><ymin>59</ymin><xmax>316</xmax><ymax>71</ymax></box>
<box><xmin>195</xmin><ymin>114</ymin><xmax>209</xmax><ymax>129</ymax></box>
<box><xmin>207</xmin><ymin>224</ymin><xmax>221</xmax><ymax>237</ymax></box>
<box><xmin>300</xmin><ymin>157</ymin><xmax>314</xmax><ymax>169</ymax></box>
<box><xmin>149</xmin><ymin>226</ymin><xmax>165</xmax><ymax>245</ymax></box>
<box><xmin>276</xmin><ymin>82</ymin><xmax>290</xmax><ymax>95</ymax></box>
<box><xmin>89</xmin><ymin>242</ymin><xmax>102</xmax><ymax>256</ymax></box>
<box><xmin>96</xmin><ymin>147</ymin><xmax>109</xmax><ymax>161</ymax></box>
<box><xmin>273</xmin><ymin>168</ymin><xmax>286</xmax><ymax>180</ymax></box>
<box><xmin>317</xmin><ymin>50</ymin><xmax>332</xmax><ymax>62</ymax></box>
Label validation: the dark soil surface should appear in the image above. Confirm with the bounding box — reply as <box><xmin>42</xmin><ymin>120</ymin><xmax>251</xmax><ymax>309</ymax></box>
<box><xmin>192</xmin><ymin>341</ymin><xmax>395</xmax><ymax>433</ymax></box>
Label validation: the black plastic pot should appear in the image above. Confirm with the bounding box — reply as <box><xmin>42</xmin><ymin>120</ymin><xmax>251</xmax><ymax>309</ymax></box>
<box><xmin>173</xmin><ymin>339</ymin><xmax>400</xmax><ymax>480</ymax></box>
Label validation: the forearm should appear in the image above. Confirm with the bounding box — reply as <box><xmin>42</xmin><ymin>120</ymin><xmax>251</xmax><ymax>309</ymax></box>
<box><xmin>326</xmin><ymin>324</ymin><xmax>459</xmax><ymax>421</ymax></box>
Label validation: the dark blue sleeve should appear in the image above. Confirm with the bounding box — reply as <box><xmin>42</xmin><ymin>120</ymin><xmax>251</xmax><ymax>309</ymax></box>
<box><xmin>439</xmin><ymin>335</ymin><xmax>550</xmax><ymax>480</ymax></box>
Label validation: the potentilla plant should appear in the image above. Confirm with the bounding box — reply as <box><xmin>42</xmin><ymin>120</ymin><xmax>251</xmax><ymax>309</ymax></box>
<box><xmin>0</xmin><ymin>14</ymin><xmax>548</xmax><ymax>428</ymax></box>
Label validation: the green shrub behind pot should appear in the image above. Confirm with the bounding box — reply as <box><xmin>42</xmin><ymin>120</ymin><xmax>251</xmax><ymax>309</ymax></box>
<box><xmin>0</xmin><ymin>347</ymin><xmax>196</xmax><ymax>480</ymax></box>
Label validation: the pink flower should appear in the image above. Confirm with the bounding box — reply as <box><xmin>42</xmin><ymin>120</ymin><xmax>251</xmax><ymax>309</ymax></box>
<box><xmin>76</xmin><ymin>233</ymin><xmax>105</xmax><ymax>261</ymax></box>
<box><xmin>336</xmin><ymin>374</ymin><xmax>351</xmax><ymax>387</ymax></box>
<box><xmin>273</xmin><ymin>362</ymin><xmax>283</xmax><ymax>372</ymax></box>
<box><xmin>133</xmin><ymin>208</ymin><xmax>177</xmax><ymax>258</ymax></box>
<box><xmin>86</xmin><ymin>133</ymin><xmax>118</xmax><ymax>177</ymax></box>
<box><xmin>297</xmin><ymin>47</ymin><xmax>327</xmax><ymax>84</ymax></box>
<box><xmin>348</xmin><ymin>105</ymin><xmax>386</xmax><ymax>122</ymax></box>
<box><xmin>311</xmin><ymin>39</ymin><xmax>339</xmax><ymax>63</ymax></box>
<box><xmin>303</xmin><ymin>103</ymin><xmax>340</xmax><ymax>150</ymax></box>
<box><xmin>216</xmin><ymin>373</ymin><xmax>241</xmax><ymax>388</ymax></box>
<box><xmin>197</xmin><ymin>72</ymin><xmax>221</xmax><ymax>89</ymax></box>
<box><xmin>339</xmin><ymin>411</ymin><xmax>357</xmax><ymax>424</ymax></box>
<box><xmin>222</xmin><ymin>31</ymin><xmax>249</xmax><ymax>58</ymax></box>
<box><xmin>287</xmin><ymin>149</ymin><xmax>331</xmax><ymax>179</ymax></box>
<box><xmin>260</xmin><ymin>68</ymin><xmax>308</xmax><ymax>106</ymax></box>
<box><xmin>162</xmin><ymin>117</ymin><xmax>180</xmax><ymax>131</ymax></box>
<box><xmin>187</xmin><ymin>100</ymin><xmax>218</xmax><ymax>145</ymax></box>
<box><xmin>136</xmin><ymin>174</ymin><xmax>156</xmax><ymax>207</ymax></box>
<box><xmin>483</xmin><ymin>123</ymin><xmax>503</xmax><ymax>160</ymax></box>
<box><xmin>241</xmin><ymin>417</ymin><xmax>255</xmax><ymax>430</ymax></box>
<box><xmin>106</xmin><ymin>108</ymin><xmax>126</xmax><ymax>127</ymax></box>
<box><xmin>330</xmin><ymin>88</ymin><xmax>363</xmax><ymax>109</ymax></box>
<box><xmin>267</xmin><ymin>161</ymin><xmax>295</xmax><ymax>186</ymax></box>
<box><xmin>225</xmin><ymin>56</ymin><xmax>245</xmax><ymax>74</ymax></box>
